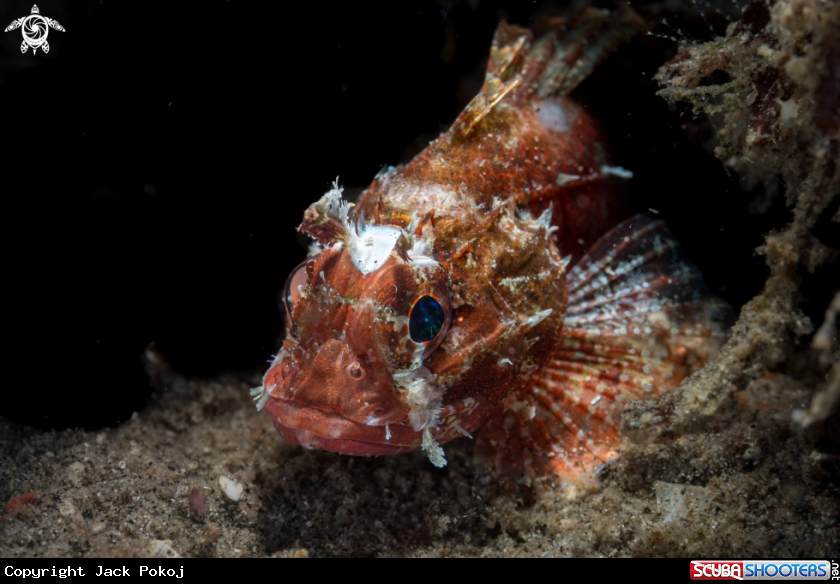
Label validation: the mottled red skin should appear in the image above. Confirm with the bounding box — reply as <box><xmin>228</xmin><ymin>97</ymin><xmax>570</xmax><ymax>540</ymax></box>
<box><xmin>264</xmin><ymin>95</ymin><xmax>615</xmax><ymax>454</ymax></box>
<box><xmin>262</xmin><ymin>11</ymin><xmax>647</xmax><ymax>464</ymax></box>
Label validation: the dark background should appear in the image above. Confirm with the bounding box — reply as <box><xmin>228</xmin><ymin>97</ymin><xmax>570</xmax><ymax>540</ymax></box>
<box><xmin>0</xmin><ymin>0</ymin><xmax>823</xmax><ymax>430</ymax></box>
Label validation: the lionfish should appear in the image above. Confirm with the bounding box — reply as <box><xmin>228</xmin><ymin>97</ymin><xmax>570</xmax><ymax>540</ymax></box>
<box><xmin>252</xmin><ymin>8</ymin><xmax>728</xmax><ymax>482</ymax></box>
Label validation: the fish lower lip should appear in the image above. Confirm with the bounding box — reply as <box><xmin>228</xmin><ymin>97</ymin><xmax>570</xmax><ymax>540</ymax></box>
<box><xmin>265</xmin><ymin>398</ymin><xmax>421</xmax><ymax>456</ymax></box>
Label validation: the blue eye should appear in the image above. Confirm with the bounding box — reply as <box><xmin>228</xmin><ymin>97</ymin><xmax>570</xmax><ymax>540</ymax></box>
<box><xmin>409</xmin><ymin>296</ymin><xmax>445</xmax><ymax>343</ymax></box>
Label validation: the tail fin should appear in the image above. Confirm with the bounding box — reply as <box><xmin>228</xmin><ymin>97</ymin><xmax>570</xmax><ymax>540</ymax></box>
<box><xmin>451</xmin><ymin>7</ymin><xmax>644</xmax><ymax>138</ymax></box>
<box><xmin>477</xmin><ymin>216</ymin><xmax>731</xmax><ymax>483</ymax></box>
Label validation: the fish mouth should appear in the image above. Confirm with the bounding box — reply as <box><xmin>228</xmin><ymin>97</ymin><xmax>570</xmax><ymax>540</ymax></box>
<box><xmin>265</xmin><ymin>397</ymin><xmax>422</xmax><ymax>456</ymax></box>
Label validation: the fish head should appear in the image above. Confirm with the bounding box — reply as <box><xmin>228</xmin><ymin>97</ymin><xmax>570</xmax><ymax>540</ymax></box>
<box><xmin>262</xmin><ymin>185</ymin><xmax>456</xmax><ymax>456</ymax></box>
<box><xmin>261</xmin><ymin>181</ymin><xmax>569</xmax><ymax>463</ymax></box>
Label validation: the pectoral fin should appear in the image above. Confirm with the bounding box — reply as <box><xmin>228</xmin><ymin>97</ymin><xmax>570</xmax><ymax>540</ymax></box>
<box><xmin>477</xmin><ymin>215</ymin><xmax>731</xmax><ymax>484</ymax></box>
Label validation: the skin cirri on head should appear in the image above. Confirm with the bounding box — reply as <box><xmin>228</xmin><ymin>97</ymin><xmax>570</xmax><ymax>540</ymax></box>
<box><xmin>252</xmin><ymin>8</ymin><xmax>730</xmax><ymax>483</ymax></box>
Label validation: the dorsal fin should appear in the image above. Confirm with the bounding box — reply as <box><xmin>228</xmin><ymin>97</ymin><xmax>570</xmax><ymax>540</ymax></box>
<box><xmin>487</xmin><ymin>22</ymin><xmax>533</xmax><ymax>81</ymax></box>
<box><xmin>532</xmin><ymin>7</ymin><xmax>645</xmax><ymax>97</ymax></box>
<box><xmin>447</xmin><ymin>7</ymin><xmax>643</xmax><ymax>141</ymax></box>
<box><xmin>449</xmin><ymin>75</ymin><xmax>522</xmax><ymax>139</ymax></box>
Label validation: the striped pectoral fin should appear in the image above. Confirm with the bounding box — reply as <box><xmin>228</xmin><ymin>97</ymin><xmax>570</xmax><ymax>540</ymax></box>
<box><xmin>476</xmin><ymin>348</ymin><xmax>671</xmax><ymax>483</ymax></box>
<box><xmin>563</xmin><ymin>213</ymin><xmax>731</xmax><ymax>370</ymax></box>
<box><xmin>475</xmin><ymin>371</ymin><xmax>626</xmax><ymax>484</ymax></box>
<box><xmin>477</xmin><ymin>215</ymin><xmax>731</xmax><ymax>483</ymax></box>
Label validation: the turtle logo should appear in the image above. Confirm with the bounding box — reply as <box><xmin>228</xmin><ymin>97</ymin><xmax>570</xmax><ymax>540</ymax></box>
<box><xmin>4</xmin><ymin>5</ymin><xmax>65</xmax><ymax>55</ymax></box>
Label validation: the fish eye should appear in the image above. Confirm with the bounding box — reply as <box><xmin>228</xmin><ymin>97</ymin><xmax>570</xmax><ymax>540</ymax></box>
<box><xmin>409</xmin><ymin>296</ymin><xmax>445</xmax><ymax>342</ymax></box>
<box><xmin>408</xmin><ymin>286</ymin><xmax>452</xmax><ymax>356</ymax></box>
<box><xmin>283</xmin><ymin>259</ymin><xmax>313</xmax><ymax>317</ymax></box>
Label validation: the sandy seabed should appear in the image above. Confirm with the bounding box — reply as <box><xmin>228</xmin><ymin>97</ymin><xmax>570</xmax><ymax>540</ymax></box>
<box><xmin>2</xmin><ymin>0</ymin><xmax>837</xmax><ymax>558</ymax></box>
<box><xmin>0</xmin><ymin>360</ymin><xmax>837</xmax><ymax>558</ymax></box>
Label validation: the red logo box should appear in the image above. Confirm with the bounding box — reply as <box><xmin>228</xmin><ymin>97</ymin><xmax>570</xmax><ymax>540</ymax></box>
<box><xmin>691</xmin><ymin>561</ymin><xmax>744</xmax><ymax>580</ymax></box>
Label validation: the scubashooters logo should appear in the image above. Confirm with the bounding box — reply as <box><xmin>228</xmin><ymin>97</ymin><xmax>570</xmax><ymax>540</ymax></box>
<box><xmin>691</xmin><ymin>560</ymin><xmax>834</xmax><ymax>581</ymax></box>
<box><xmin>4</xmin><ymin>5</ymin><xmax>65</xmax><ymax>54</ymax></box>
